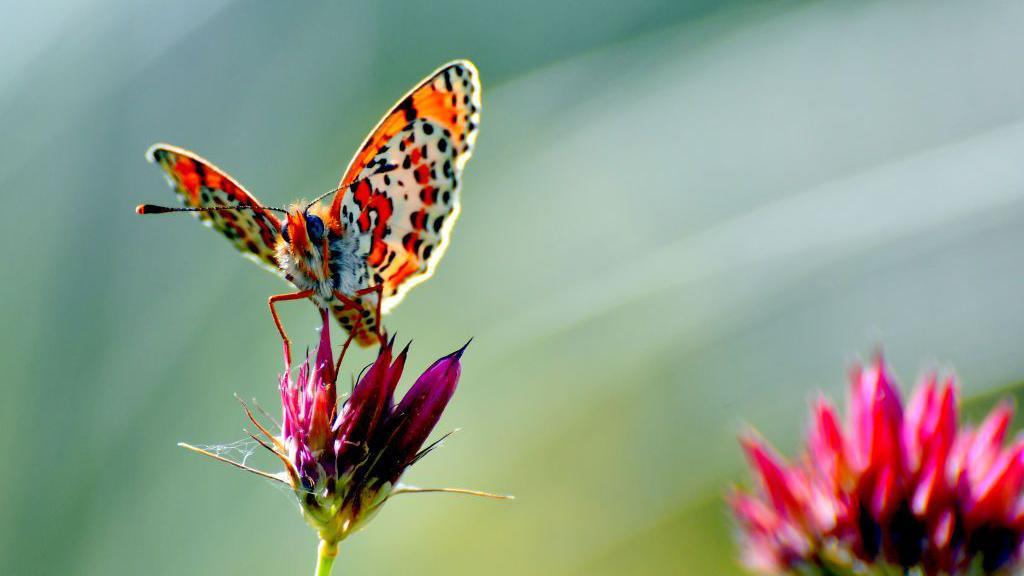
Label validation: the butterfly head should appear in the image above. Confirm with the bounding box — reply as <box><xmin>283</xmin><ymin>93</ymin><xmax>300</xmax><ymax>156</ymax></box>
<box><xmin>278</xmin><ymin>204</ymin><xmax>335</xmax><ymax>277</ymax></box>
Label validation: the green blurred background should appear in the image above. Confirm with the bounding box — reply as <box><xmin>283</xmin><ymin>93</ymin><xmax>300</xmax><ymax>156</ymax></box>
<box><xmin>4</xmin><ymin>0</ymin><xmax>1024</xmax><ymax>574</ymax></box>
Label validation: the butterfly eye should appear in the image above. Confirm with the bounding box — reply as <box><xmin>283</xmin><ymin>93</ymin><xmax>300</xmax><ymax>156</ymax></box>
<box><xmin>306</xmin><ymin>214</ymin><xmax>324</xmax><ymax>243</ymax></box>
<box><xmin>280</xmin><ymin>221</ymin><xmax>290</xmax><ymax>244</ymax></box>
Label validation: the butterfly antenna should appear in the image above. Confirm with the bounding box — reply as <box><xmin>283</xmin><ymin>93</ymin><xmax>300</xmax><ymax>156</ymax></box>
<box><xmin>304</xmin><ymin>166</ymin><xmax>398</xmax><ymax>211</ymax></box>
<box><xmin>136</xmin><ymin>204</ymin><xmax>288</xmax><ymax>215</ymax></box>
<box><xmin>306</xmin><ymin>185</ymin><xmax>347</xmax><ymax>210</ymax></box>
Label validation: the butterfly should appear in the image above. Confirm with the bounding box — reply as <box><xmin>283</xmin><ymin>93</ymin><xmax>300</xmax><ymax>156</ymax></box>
<box><xmin>138</xmin><ymin>60</ymin><xmax>480</xmax><ymax>360</ymax></box>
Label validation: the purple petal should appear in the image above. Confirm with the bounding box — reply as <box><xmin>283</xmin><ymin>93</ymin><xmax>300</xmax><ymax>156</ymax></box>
<box><xmin>334</xmin><ymin>340</ymin><xmax>395</xmax><ymax>468</ymax></box>
<box><xmin>382</xmin><ymin>342</ymin><xmax>465</xmax><ymax>476</ymax></box>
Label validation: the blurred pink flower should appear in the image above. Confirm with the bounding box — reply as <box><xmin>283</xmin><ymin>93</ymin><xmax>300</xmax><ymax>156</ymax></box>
<box><xmin>730</xmin><ymin>356</ymin><xmax>1024</xmax><ymax>575</ymax></box>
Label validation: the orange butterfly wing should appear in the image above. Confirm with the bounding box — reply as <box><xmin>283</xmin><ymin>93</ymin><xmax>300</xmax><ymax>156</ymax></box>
<box><xmin>327</xmin><ymin>60</ymin><xmax>480</xmax><ymax>341</ymax></box>
<box><xmin>147</xmin><ymin>144</ymin><xmax>282</xmax><ymax>273</ymax></box>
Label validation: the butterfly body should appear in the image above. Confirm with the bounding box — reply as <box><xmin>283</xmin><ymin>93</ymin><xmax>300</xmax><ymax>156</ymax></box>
<box><xmin>276</xmin><ymin>204</ymin><xmax>368</xmax><ymax>310</ymax></box>
<box><xmin>142</xmin><ymin>61</ymin><xmax>480</xmax><ymax>347</ymax></box>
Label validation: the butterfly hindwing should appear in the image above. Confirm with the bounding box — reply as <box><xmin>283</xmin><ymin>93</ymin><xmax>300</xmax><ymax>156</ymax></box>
<box><xmin>329</xmin><ymin>161</ymin><xmax>468</xmax><ymax>346</ymax></box>
<box><xmin>328</xmin><ymin>298</ymin><xmax>380</xmax><ymax>347</ymax></box>
<box><xmin>330</xmin><ymin>60</ymin><xmax>480</xmax><ymax>328</ymax></box>
<box><xmin>147</xmin><ymin>144</ymin><xmax>282</xmax><ymax>272</ymax></box>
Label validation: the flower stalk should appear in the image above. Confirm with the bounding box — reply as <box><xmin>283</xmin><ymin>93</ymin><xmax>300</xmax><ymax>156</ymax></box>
<box><xmin>315</xmin><ymin>539</ymin><xmax>338</xmax><ymax>576</ymax></box>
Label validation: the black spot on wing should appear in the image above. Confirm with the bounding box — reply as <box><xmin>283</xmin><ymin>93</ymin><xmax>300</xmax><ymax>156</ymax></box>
<box><xmin>398</xmin><ymin>98</ymin><xmax>416</xmax><ymax>122</ymax></box>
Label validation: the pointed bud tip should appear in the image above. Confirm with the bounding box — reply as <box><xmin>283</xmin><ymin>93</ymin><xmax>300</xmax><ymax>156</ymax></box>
<box><xmin>398</xmin><ymin>339</ymin><xmax>412</xmax><ymax>359</ymax></box>
<box><xmin>375</xmin><ymin>333</ymin><xmax>397</xmax><ymax>358</ymax></box>
<box><xmin>738</xmin><ymin>426</ymin><xmax>764</xmax><ymax>446</ymax></box>
<box><xmin>450</xmin><ymin>338</ymin><xmax>473</xmax><ymax>360</ymax></box>
<box><xmin>870</xmin><ymin>346</ymin><xmax>885</xmax><ymax>366</ymax></box>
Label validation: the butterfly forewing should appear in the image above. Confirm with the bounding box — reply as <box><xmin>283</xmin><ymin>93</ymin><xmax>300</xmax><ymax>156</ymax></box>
<box><xmin>329</xmin><ymin>60</ymin><xmax>480</xmax><ymax>339</ymax></box>
<box><xmin>147</xmin><ymin>144</ymin><xmax>282</xmax><ymax>272</ymax></box>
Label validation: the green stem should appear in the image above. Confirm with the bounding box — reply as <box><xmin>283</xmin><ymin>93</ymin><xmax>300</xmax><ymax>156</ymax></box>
<box><xmin>315</xmin><ymin>539</ymin><xmax>338</xmax><ymax>576</ymax></box>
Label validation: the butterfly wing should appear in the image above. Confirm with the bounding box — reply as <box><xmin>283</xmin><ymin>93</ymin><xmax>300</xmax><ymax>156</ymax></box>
<box><xmin>328</xmin><ymin>60</ymin><xmax>480</xmax><ymax>340</ymax></box>
<box><xmin>147</xmin><ymin>144</ymin><xmax>283</xmax><ymax>273</ymax></box>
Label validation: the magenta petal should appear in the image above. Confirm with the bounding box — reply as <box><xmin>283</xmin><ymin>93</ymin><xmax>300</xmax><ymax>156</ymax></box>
<box><xmin>913</xmin><ymin>454</ymin><xmax>941</xmax><ymax>516</ymax></box>
<box><xmin>730</xmin><ymin>491</ymin><xmax>776</xmax><ymax>531</ymax></box>
<box><xmin>809</xmin><ymin>399</ymin><xmax>844</xmax><ymax>465</ymax></box>
<box><xmin>383</xmin><ymin>344</ymin><xmax>465</xmax><ymax>476</ymax></box>
<box><xmin>383</xmin><ymin>341</ymin><xmax>410</xmax><ymax>414</ymax></box>
<box><xmin>741</xmin><ymin>435</ymin><xmax>804</xmax><ymax>519</ymax></box>
<box><xmin>934</xmin><ymin>383</ymin><xmax>958</xmax><ymax>456</ymax></box>
<box><xmin>903</xmin><ymin>375</ymin><xmax>936</xmax><ymax>470</ymax></box>
<box><xmin>871</xmin><ymin>363</ymin><xmax>905</xmax><ymax>474</ymax></box>
<box><xmin>848</xmin><ymin>360</ymin><xmax>904</xmax><ymax>476</ymax></box>
<box><xmin>276</xmin><ymin>317</ymin><xmax>344</xmax><ymax>485</ymax></box>
<box><xmin>967</xmin><ymin>403</ymin><xmax>1014</xmax><ymax>472</ymax></box>
<box><xmin>870</xmin><ymin>465</ymin><xmax>896</xmax><ymax>520</ymax></box>
<box><xmin>967</xmin><ymin>444</ymin><xmax>1024</xmax><ymax>525</ymax></box>
<box><xmin>931</xmin><ymin>508</ymin><xmax>954</xmax><ymax>552</ymax></box>
<box><xmin>334</xmin><ymin>341</ymin><xmax>395</xmax><ymax>468</ymax></box>
<box><xmin>314</xmin><ymin>315</ymin><xmax>334</xmax><ymax>383</ymax></box>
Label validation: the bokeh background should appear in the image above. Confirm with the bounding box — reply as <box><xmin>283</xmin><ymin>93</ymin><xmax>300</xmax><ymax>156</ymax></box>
<box><xmin>4</xmin><ymin>0</ymin><xmax>1024</xmax><ymax>574</ymax></box>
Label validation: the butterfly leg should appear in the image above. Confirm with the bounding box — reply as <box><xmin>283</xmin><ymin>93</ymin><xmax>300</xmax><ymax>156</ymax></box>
<box><xmin>333</xmin><ymin>285</ymin><xmax>385</xmax><ymax>344</ymax></box>
<box><xmin>269</xmin><ymin>289</ymin><xmax>314</xmax><ymax>367</ymax></box>
<box><xmin>332</xmin><ymin>289</ymin><xmax>374</xmax><ymax>343</ymax></box>
<box><xmin>334</xmin><ymin>329</ymin><xmax>357</xmax><ymax>378</ymax></box>
<box><xmin>332</xmin><ymin>290</ymin><xmax>362</xmax><ymax>312</ymax></box>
